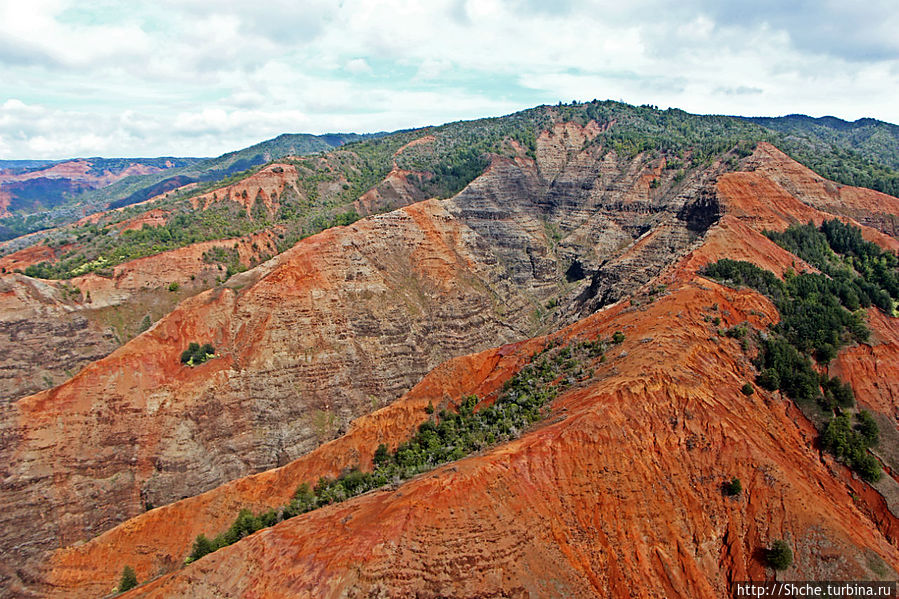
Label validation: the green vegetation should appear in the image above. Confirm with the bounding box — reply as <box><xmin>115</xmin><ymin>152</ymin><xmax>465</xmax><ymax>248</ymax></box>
<box><xmin>702</xmin><ymin>220</ymin><xmax>896</xmax><ymax>482</ymax></box>
<box><xmin>740</xmin><ymin>383</ymin><xmax>755</xmax><ymax>396</ymax></box>
<box><xmin>13</xmin><ymin>103</ymin><xmax>899</xmax><ymax>281</ymax></box>
<box><xmin>186</xmin><ymin>508</ymin><xmax>280</xmax><ymax>562</ymax></box>
<box><xmin>746</xmin><ymin>114</ymin><xmax>899</xmax><ymax>197</ymax></box>
<box><xmin>703</xmin><ymin>253</ymin><xmax>876</xmax><ymax>367</ymax></box>
<box><xmin>0</xmin><ymin>136</ymin><xmax>373</xmax><ymax>242</ymax></box>
<box><xmin>574</xmin><ymin>102</ymin><xmax>766</xmax><ymax>163</ymax></box>
<box><xmin>180</xmin><ymin>342</ymin><xmax>215</xmax><ymax>366</ymax></box>
<box><xmin>117</xmin><ymin>565</ymin><xmax>138</xmax><ymax>593</ymax></box>
<box><xmin>726</xmin><ymin>324</ymin><xmax>748</xmax><ymax>339</ymax></box>
<box><xmin>766</xmin><ymin>220</ymin><xmax>899</xmax><ymax>314</ymax></box>
<box><xmin>766</xmin><ymin>540</ymin><xmax>793</xmax><ymax>570</ymax></box>
<box><xmin>821</xmin><ymin>413</ymin><xmax>882</xmax><ymax>482</ymax></box>
<box><xmin>186</xmin><ymin>334</ymin><xmax>621</xmax><ymax>563</ymax></box>
<box><xmin>202</xmin><ymin>245</ymin><xmax>247</xmax><ymax>279</ymax></box>
<box><xmin>722</xmin><ymin>477</ymin><xmax>743</xmax><ymax>496</ymax></box>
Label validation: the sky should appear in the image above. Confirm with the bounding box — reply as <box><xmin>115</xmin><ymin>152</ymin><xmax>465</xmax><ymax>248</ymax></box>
<box><xmin>1</xmin><ymin>0</ymin><xmax>898</xmax><ymax>159</ymax></box>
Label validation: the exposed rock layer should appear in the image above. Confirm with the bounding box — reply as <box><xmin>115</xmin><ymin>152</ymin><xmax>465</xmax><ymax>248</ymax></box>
<box><xmin>42</xmin><ymin>251</ymin><xmax>899</xmax><ymax>598</ymax></box>
<box><xmin>4</xmin><ymin>138</ymin><xmax>899</xmax><ymax>597</ymax></box>
<box><xmin>1</xmin><ymin>123</ymin><xmax>720</xmax><ymax>593</ymax></box>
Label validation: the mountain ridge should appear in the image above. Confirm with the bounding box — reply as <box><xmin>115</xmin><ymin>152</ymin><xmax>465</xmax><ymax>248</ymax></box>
<box><xmin>0</xmin><ymin>101</ymin><xmax>898</xmax><ymax>597</ymax></box>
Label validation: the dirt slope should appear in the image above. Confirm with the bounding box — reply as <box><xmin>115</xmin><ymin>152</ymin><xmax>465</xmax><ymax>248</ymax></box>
<box><xmin>4</xmin><ymin>138</ymin><xmax>899</xmax><ymax>597</ymax></box>
<box><xmin>46</xmin><ymin>253</ymin><xmax>899</xmax><ymax>598</ymax></box>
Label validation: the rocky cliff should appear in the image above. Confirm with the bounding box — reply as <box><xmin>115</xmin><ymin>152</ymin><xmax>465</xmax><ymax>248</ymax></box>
<box><xmin>0</xmin><ymin>229</ymin><xmax>282</xmax><ymax>403</ymax></box>
<box><xmin>2</xmin><ymin>124</ymin><xmax>899</xmax><ymax>597</ymax></box>
<box><xmin>0</xmin><ymin>121</ymin><xmax>727</xmax><ymax>595</ymax></box>
<box><xmin>34</xmin><ymin>192</ymin><xmax>899</xmax><ymax>596</ymax></box>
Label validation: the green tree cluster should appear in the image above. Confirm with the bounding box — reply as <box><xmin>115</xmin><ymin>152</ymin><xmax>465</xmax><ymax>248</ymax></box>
<box><xmin>702</xmin><ymin>241</ymin><xmax>888</xmax><ymax>482</ymax></box>
<box><xmin>766</xmin><ymin>220</ymin><xmax>898</xmax><ymax>313</ymax></box>
<box><xmin>180</xmin><ymin>342</ymin><xmax>215</xmax><ymax>366</ymax></box>
<box><xmin>185</xmin><ymin>334</ymin><xmax>621</xmax><ymax>562</ymax></box>
<box><xmin>187</xmin><ymin>508</ymin><xmax>279</xmax><ymax>562</ymax></box>
<box><xmin>821</xmin><ymin>412</ymin><xmax>882</xmax><ymax>482</ymax></box>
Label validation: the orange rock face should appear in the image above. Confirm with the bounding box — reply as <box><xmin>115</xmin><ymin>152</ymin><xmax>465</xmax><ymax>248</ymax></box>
<box><xmin>190</xmin><ymin>162</ymin><xmax>302</xmax><ymax>215</ymax></box>
<box><xmin>0</xmin><ymin>243</ymin><xmax>63</xmax><ymax>272</ymax></box>
<box><xmin>114</xmin><ymin>209</ymin><xmax>169</xmax><ymax>233</ymax></box>
<box><xmin>0</xmin><ymin>230</ymin><xmax>284</xmax><ymax>403</ymax></box>
<box><xmin>831</xmin><ymin>309</ymin><xmax>899</xmax><ymax>418</ymax></box>
<box><xmin>44</xmin><ymin>272</ymin><xmax>899</xmax><ymax>598</ymax></box>
<box><xmin>4</xmin><ymin>139</ymin><xmax>899</xmax><ymax>598</ymax></box>
<box><xmin>749</xmin><ymin>143</ymin><xmax>899</xmax><ymax>238</ymax></box>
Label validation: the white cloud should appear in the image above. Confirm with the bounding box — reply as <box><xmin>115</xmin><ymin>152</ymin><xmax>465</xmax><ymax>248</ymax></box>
<box><xmin>345</xmin><ymin>58</ymin><xmax>372</xmax><ymax>75</ymax></box>
<box><xmin>0</xmin><ymin>0</ymin><xmax>897</xmax><ymax>158</ymax></box>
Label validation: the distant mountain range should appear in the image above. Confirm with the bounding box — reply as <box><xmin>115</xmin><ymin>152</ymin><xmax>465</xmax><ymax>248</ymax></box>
<box><xmin>0</xmin><ymin>132</ymin><xmax>377</xmax><ymax>243</ymax></box>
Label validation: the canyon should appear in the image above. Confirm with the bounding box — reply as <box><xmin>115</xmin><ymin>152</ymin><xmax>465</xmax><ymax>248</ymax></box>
<box><xmin>0</xmin><ymin>105</ymin><xmax>897</xmax><ymax>598</ymax></box>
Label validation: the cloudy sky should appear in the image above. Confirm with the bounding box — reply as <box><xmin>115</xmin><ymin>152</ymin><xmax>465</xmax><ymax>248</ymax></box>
<box><xmin>1</xmin><ymin>0</ymin><xmax>898</xmax><ymax>159</ymax></box>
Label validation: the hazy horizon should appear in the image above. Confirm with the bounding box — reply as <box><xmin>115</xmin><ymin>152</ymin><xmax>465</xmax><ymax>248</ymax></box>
<box><xmin>1</xmin><ymin>104</ymin><xmax>897</xmax><ymax>162</ymax></box>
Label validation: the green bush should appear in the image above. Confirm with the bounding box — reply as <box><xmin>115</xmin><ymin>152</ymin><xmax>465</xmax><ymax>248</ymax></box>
<box><xmin>855</xmin><ymin>410</ymin><xmax>879</xmax><ymax>446</ymax></box>
<box><xmin>180</xmin><ymin>342</ymin><xmax>215</xmax><ymax>366</ymax></box>
<box><xmin>722</xmin><ymin>477</ymin><xmax>742</xmax><ymax>496</ymax></box>
<box><xmin>766</xmin><ymin>540</ymin><xmax>793</xmax><ymax>570</ymax></box>
<box><xmin>757</xmin><ymin>368</ymin><xmax>780</xmax><ymax>391</ymax></box>
<box><xmin>740</xmin><ymin>383</ymin><xmax>754</xmax><ymax>396</ymax></box>
<box><xmin>372</xmin><ymin>444</ymin><xmax>391</xmax><ymax>468</ymax></box>
<box><xmin>118</xmin><ymin>565</ymin><xmax>138</xmax><ymax>593</ymax></box>
<box><xmin>612</xmin><ymin>331</ymin><xmax>625</xmax><ymax>344</ymax></box>
<box><xmin>821</xmin><ymin>413</ymin><xmax>881</xmax><ymax>482</ymax></box>
<box><xmin>726</xmin><ymin>325</ymin><xmax>748</xmax><ymax>339</ymax></box>
<box><xmin>188</xmin><ymin>534</ymin><xmax>214</xmax><ymax>561</ymax></box>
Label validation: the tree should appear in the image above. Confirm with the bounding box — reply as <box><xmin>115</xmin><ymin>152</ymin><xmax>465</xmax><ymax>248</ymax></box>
<box><xmin>181</xmin><ymin>342</ymin><xmax>200</xmax><ymax>364</ymax></box>
<box><xmin>740</xmin><ymin>383</ymin><xmax>754</xmax><ymax>396</ymax></box>
<box><xmin>118</xmin><ymin>565</ymin><xmax>138</xmax><ymax>592</ymax></box>
<box><xmin>180</xmin><ymin>342</ymin><xmax>215</xmax><ymax>365</ymax></box>
<box><xmin>373</xmin><ymin>443</ymin><xmax>391</xmax><ymax>468</ymax></box>
<box><xmin>722</xmin><ymin>477</ymin><xmax>742</xmax><ymax>496</ymax></box>
<box><xmin>855</xmin><ymin>410</ymin><xmax>879</xmax><ymax>447</ymax></box>
<box><xmin>612</xmin><ymin>331</ymin><xmax>625</xmax><ymax>344</ymax></box>
<box><xmin>767</xmin><ymin>540</ymin><xmax>793</xmax><ymax>570</ymax></box>
<box><xmin>189</xmin><ymin>534</ymin><xmax>214</xmax><ymax>561</ymax></box>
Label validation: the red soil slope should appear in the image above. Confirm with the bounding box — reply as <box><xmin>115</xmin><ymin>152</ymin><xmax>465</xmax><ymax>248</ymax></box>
<box><xmin>3</xmin><ymin>193</ymin><xmax>583</xmax><ymax>594</ymax></box>
<box><xmin>749</xmin><ymin>143</ymin><xmax>899</xmax><ymax>238</ymax></box>
<box><xmin>831</xmin><ymin>309</ymin><xmax>899</xmax><ymax>419</ymax></box>
<box><xmin>7</xmin><ymin>142</ymin><xmax>899</xmax><ymax>597</ymax></box>
<box><xmin>0</xmin><ymin>243</ymin><xmax>69</xmax><ymax>272</ymax></box>
<box><xmin>48</xmin><ymin>267</ymin><xmax>899</xmax><ymax>598</ymax></box>
<box><xmin>32</xmin><ymin>143</ymin><xmax>899</xmax><ymax>597</ymax></box>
